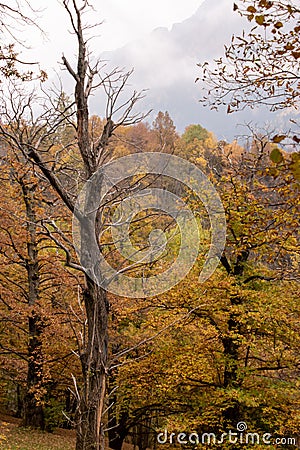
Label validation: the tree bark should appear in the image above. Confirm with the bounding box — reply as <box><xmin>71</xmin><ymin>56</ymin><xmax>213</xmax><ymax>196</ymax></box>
<box><xmin>75</xmin><ymin>279</ymin><xmax>109</xmax><ymax>450</ymax></box>
<box><xmin>22</xmin><ymin>182</ymin><xmax>45</xmax><ymax>429</ymax></box>
<box><xmin>222</xmin><ymin>312</ymin><xmax>241</xmax><ymax>426</ymax></box>
<box><xmin>23</xmin><ymin>314</ymin><xmax>45</xmax><ymax>429</ymax></box>
<box><xmin>221</xmin><ymin>250</ymin><xmax>249</xmax><ymax>427</ymax></box>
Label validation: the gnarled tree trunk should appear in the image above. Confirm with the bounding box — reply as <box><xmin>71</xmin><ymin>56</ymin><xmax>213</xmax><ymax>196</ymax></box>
<box><xmin>75</xmin><ymin>280</ymin><xmax>109</xmax><ymax>450</ymax></box>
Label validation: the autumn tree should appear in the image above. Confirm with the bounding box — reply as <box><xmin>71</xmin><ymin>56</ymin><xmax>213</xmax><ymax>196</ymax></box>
<box><xmin>197</xmin><ymin>0</ymin><xmax>300</xmax><ymax>422</ymax></box>
<box><xmin>124</xmin><ymin>122</ymin><xmax>152</xmax><ymax>153</ymax></box>
<box><xmin>109</xmin><ymin>139</ymin><xmax>300</xmax><ymax>447</ymax></box>
<box><xmin>0</xmin><ymin>1</ymin><xmax>148</xmax><ymax>448</ymax></box>
<box><xmin>175</xmin><ymin>124</ymin><xmax>221</xmax><ymax>172</ymax></box>
<box><xmin>0</xmin><ymin>146</ymin><xmax>81</xmax><ymax>430</ymax></box>
<box><xmin>0</xmin><ymin>149</ymin><xmax>47</xmax><ymax>429</ymax></box>
<box><xmin>199</xmin><ymin>0</ymin><xmax>300</xmax><ymax>112</ymax></box>
<box><xmin>151</xmin><ymin>111</ymin><xmax>178</xmax><ymax>153</ymax></box>
<box><xmin>211</xmin><ymin>143</ymin><xmax>299</xmax><ymax>427</ymax></box>
<box><xmin>194</xmin><ymin>2</ymin><xmax>300</xmax><ymax>436</ymax></box>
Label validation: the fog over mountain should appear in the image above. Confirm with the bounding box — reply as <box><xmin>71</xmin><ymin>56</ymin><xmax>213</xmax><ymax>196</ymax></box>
<box><xmin>95</xmin><ymin>0</ymin><xmax>290</xmax><ymax>140</ymax></box>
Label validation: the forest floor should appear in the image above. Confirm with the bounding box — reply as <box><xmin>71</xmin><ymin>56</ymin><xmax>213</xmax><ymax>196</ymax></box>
<box><xmin>0</xmin><ymin>413</ymin><xmax>75</xmax><ymax>450</ymax></box>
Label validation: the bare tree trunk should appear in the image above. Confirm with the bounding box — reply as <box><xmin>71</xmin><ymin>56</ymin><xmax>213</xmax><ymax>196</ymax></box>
<box><xmin>60</xmin><ymin>3</ymin><xmax>123</xmax><ymax>446</ymax></box>
<box><xmin>75</xmin><ymin>279</ymin><xmax>109</xmax><ymax>450</ymax></box>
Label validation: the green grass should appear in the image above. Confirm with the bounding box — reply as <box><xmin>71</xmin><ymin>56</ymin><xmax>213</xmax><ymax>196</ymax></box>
<box><xmin>0</xmin><ymin>415</ymin><xmax>75</xmax><ymax>450</ymax></box>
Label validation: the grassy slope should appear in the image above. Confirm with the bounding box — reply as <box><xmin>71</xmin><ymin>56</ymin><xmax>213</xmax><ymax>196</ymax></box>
<box><xmin>0</xmin><ymin>414</ymin><xmax>75</xmax><ymax>450</ymax></box>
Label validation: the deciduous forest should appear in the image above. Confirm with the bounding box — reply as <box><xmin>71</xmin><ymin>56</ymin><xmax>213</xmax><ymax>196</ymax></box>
<box><xmin>0</xmin><ymin>1</ymin><xmax>299</xmax><ymax>450</ymax></box>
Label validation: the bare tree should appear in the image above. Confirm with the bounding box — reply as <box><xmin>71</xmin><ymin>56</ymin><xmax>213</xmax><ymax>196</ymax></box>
<box><xmin>0</xmin><ymin>1</ymin><xmax>148</xmax><ymax>448</ymax></box>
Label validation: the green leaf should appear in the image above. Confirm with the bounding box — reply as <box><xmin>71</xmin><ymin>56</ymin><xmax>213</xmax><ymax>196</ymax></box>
<box><xmin>290</xmin><ymin>153</ymin><xmax>300</xmax><ymax>181</ymax></box>
<box><xmin>270</xmin><ymin>148</ymin><xmax>284</xmax><ymax>164</ymax></box>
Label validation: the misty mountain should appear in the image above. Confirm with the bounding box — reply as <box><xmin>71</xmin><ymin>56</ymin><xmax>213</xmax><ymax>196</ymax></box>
<box><xmin>96</xmin><ymin>0</ymin><xmax>287</xmax><ymax>140</ymax></box>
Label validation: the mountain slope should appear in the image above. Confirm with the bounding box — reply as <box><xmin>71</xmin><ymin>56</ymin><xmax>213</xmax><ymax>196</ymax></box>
<box><xmin>96</xmin><ymin>0</ymin><xmax>285</xmax><ymax>139</ymax></box>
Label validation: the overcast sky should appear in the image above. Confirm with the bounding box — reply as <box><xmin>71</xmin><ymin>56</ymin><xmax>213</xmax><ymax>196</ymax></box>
<box><xmin>97</xmin><ymin>0</ymin><xmax>204</xmax><ymax>48</ymax></box>
<box><xmin>22</xmin><ymin>0</ymin><xmax>204</xmax><ymax>70</ymax></box>
<box><xmin>7</xmin><ymin>0</ymin><xmax>290</xmax><ymax>138</ymax></box>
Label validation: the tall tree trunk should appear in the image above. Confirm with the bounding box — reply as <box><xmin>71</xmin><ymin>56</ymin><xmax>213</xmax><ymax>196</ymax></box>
<box><xmin>22</xmin><ymin>182</ymin><xmax>45</xmax><ymax>429</ymax></box>
<box><xmin>222</xmin><ymin>311</ymin><xmax>241</xmax><ymax>426</ymax></box>
<box><xmin>75</xmin><ymin>279</ymin><xmax>109</xmax><ymax>450</ymax></box>
<box><xmin>221</xmin><ymin>251</ymin><xmax>249</xmax><ymax>427</ymax></box>
<box><xmin>23</xmin><ymin>314</ymin><xmax>45</xmax><ymax>429</ymax></box>
<box><xmin>223</xmin><ymin>314</ymin><xmax>240</xmax><ymax>389</ymax></box>
<box><xmin>16</xmin><ymin>384</ymin><xmax>23</xmax><ymax>418</ymax></box>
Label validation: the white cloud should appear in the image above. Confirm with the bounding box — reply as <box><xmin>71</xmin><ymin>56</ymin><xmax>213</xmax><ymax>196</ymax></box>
<box><xmin>17</xmin><ymin>0</ymin><xmax>205</xmax><ymax>70</ymax></box>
